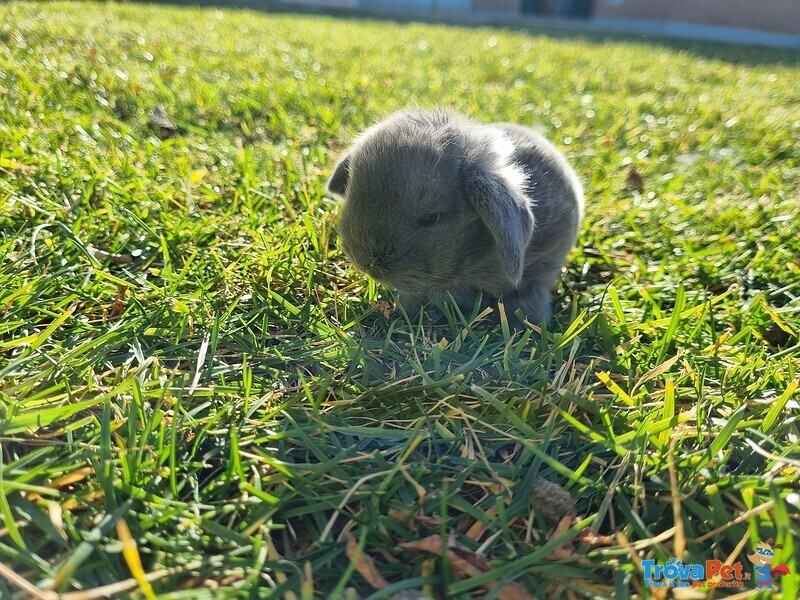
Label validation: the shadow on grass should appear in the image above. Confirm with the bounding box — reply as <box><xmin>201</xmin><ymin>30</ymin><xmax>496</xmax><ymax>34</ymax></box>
<box><xmin>142</xmin><ymin>0</ymin><xmax>800</xmax><ymax>66</ymax></box>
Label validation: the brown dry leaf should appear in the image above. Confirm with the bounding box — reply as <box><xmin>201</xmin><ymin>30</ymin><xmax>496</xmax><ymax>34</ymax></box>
<box><xmin>374</xmin><ymin>300</ymin><xmax>394</xmax><ymax>319</ymax></box>
<box><xmin>399</xmin><ymin>533</ymin><xmax>446</xmax><ymax>555</ymax></box>
<box><xmin>547</xmin><ymin>514</ymin><xmax>580</xmax><ymax>560</ymax></box>
<box><xmin>444</xmin><ymin>547</ymin><xmax>483</xmax><ymax>579</ymax></box>
<box><xmin>111</xmin><ymin>285</ymin><xmax>128</xmax><ymax>318</ymax></box>
<box><xmin>389</xmin><ymin>509</ymin><xmax>412</xmax><ymax>522</ymax></box>
<box><xmin>389</xmin><ymin>510</ymin><xmax>441</xmax><ymax>534</ymax></box>
<box><xmin>548</xmin><ymin>546</ymin><xmax>577</xmax><ymax>560</ymax></box>
<box><xmin>450</xmin><ymin>546</ymin><xmax>491</xmax><ymax>572</ymax></box>
<box><xmin>413</xmin><ymin>515</ymin><xmax>441</xmax><ymax>529</ymax></box>
<box><xmin>577</xmin><ymin>529</ymin><xmax>614</xmax><ymax>547</ymax></box>
<box><xmin>626</xmin><ymin>166</ymin><xmax>644</xmax><ymax>188</ymax></box>
<box><xmin>494</xmin><ymin>583</ymin><xmax>536</xmax><ymax>600</ymax></box>
<box><xmin>552</xmin><ymin>514</ymin><xmax>575</xmax><ymax>539</ymax></box>
<box><xmin>399</xmin><ymin>534</ymin><xmax>534</xmax><ymax>600</ymax></box>
<box><xmin>346</xmin><ymin>534</ymin><xmax>389</xmax><ymax>590</ymax></box>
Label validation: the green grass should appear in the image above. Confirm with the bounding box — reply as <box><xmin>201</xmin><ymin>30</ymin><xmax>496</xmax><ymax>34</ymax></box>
<box><xmin>1</xmin><ymin>2</ymin><xmax>799</xmax><ymax>598</ymax></box>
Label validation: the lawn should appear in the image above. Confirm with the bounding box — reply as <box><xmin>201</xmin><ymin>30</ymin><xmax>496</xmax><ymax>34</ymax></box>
<box><xmin>1</xmin><ymin>1</ymin><xmax>799</xmax><ymax>598</ymax></box>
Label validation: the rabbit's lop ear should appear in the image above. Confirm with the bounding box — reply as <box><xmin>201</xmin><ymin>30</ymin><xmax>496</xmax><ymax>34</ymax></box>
<box><xmin>464</xmin><ymin>157</ymin><xmax>534</xmax><ymax>286</ymax></box>
<box><xmin>327</xmin><ymin>153</ymin><xmax>352</xmax><ymax>197</ymax></box>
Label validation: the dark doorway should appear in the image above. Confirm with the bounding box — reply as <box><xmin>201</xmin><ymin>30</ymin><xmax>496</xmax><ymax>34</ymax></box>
<box><xmin>522</xmin><ymin>0</ymin><xmax>593</xmax><ymax>18</ymax></box>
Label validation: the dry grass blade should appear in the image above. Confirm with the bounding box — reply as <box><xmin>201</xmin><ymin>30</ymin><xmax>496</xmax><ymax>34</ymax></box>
<box><xmin>60</xmin><ymin>561</ymin><xmax>204</xmax><ymax>600</ymax></box>
<box><xmin>49</xmin><ymin>467</ymin><xmax>94</xmax><ymax>489</ymax></box>
<box><xmin>464</xmin><ymin>506</ymin><xmax>495</xmax><ymax>541</ymax></box>
<box><xmin>668</xmin><ymin>435</ymin><xmax>685</xmax><ymax>562</ymax></box>
<box><xmin>0</xmin><ymin>561</ymin><xmax>58</xmax><ymax>600</ymax></box>
<box><xmin>116</xmin><ymin>519</ymin><xmax>158</xmax><ymax>600</ymax></box>
<box><xmin>690</xmin><ymin>501</ymin><xmax>775</xmax><ymax>543</ymax></box>
<box><xmin>189</xmin><ymin>332</ymin><xmax>211</xmax><ymax>395</ymax></box>
<box><xmin>630</xmin><ymin>354</ymin><xmax>681</xmax><ymax>395</ymax></box>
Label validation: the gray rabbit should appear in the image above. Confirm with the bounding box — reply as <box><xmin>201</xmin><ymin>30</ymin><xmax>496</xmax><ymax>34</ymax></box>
<box><xmin>327</xmin><ymin>108</ymin><xmax>583</xmax><ymax>326</ymax></box>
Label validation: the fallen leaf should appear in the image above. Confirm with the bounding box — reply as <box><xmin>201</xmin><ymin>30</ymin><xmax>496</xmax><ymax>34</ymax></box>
<box><xmin>346</xmin><ymin>534</ymin><xmax>389</xmax><ymax>590</ymax></box>
<box><xmin>374</xmin><ymin>300</ymin><xmax>394</xmax><ymax>319</ymax></box>
<box><xmin>111</xmin><ymin>285</ymin><xmax>128</xmax><ymax>318</ymax></box>
<box><xmin>413</xmin><ymin>515</ymin><xmax>441</xmax><ymax>529</ymax></box>
<box><xmin>445</xmin><ymin>547</ymin><xmax>483</xmax><ymax>579</ymax></box>
<box><xmin>389</xmin><ymin>509</ymin><xmax>411</xmax><ymax>520</ymax></box>
<box><xmin>399</xmin><ymin>533</ymin><xmax>534</xmax><ymax>600</ymax></box>
<box><xmin>545</xmin><ymin>513</ymin><xmax>580</xmax><ymax>560</ymax></box>
<box><xmin>494</xmin><ymin>583</ymin><xmax>535</xmax><ymax>600</ymax></box>
<box><xmin>450</xmin><ymin>545</ymin><xmax>491</xmax><ymax>573</ymax></box>
<box><xmin>399</xmin><ymin>533</ymin><xmax>449</xmax><ymax>555</ymax></box>
<box><xmin>577</xmin><ymin>529</ymin><xmax>614</xmax><ymax>547</ymax></box>
<box><xmin>389</xmin><ymin>510</ymin><xmax>440</xmax><ymax>533</ymax></box>
<box><xmin>626</xmin><ymin>166</ymin><xmax>644</xmax><ymax>188</ymax></box>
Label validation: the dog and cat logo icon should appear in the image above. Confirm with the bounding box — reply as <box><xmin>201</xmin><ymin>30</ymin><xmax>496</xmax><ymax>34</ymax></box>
<box><xmin>642</xmin><ymin>537</ymin><xmax>791</xmax><ymax>590</ymax></box>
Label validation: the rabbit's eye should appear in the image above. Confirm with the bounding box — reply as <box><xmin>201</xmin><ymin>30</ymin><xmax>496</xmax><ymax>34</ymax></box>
<box><xmin>416</xmin><ymin>213</ymin><xmax>440</xmax><ymax>227</ymax></box>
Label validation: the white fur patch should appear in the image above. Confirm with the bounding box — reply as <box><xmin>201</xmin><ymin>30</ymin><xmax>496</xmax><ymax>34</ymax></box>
<box><xmin>487</xmin><ymin>127</ymin><xmax>528</xmax><ymax>195</ymax></box>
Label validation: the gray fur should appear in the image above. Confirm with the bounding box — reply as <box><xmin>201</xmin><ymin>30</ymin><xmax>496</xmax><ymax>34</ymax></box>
<box><xmin>327</xmin><ymin>108</ymin><xmax>584</xmax><ymax>326</ymax></box>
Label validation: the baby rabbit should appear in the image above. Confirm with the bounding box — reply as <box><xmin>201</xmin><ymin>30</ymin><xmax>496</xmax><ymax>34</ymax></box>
<box><xmin>327</xmin><ymin>108</ymin><xmax>583</xmax><ymax>326</ymax></box>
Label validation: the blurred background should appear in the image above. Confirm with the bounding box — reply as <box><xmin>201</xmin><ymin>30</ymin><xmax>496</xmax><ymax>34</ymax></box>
<box><xmin>270</xmin><ymin>0</ymin><xmax>800</xmax><ymax>48</ymax></box>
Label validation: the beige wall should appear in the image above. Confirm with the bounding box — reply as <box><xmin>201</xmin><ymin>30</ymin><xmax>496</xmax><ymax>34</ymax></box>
<box><xmin>594</xmin><ymin>0</ymin><xmax>800</xmax><ymax>35</ymax></box>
